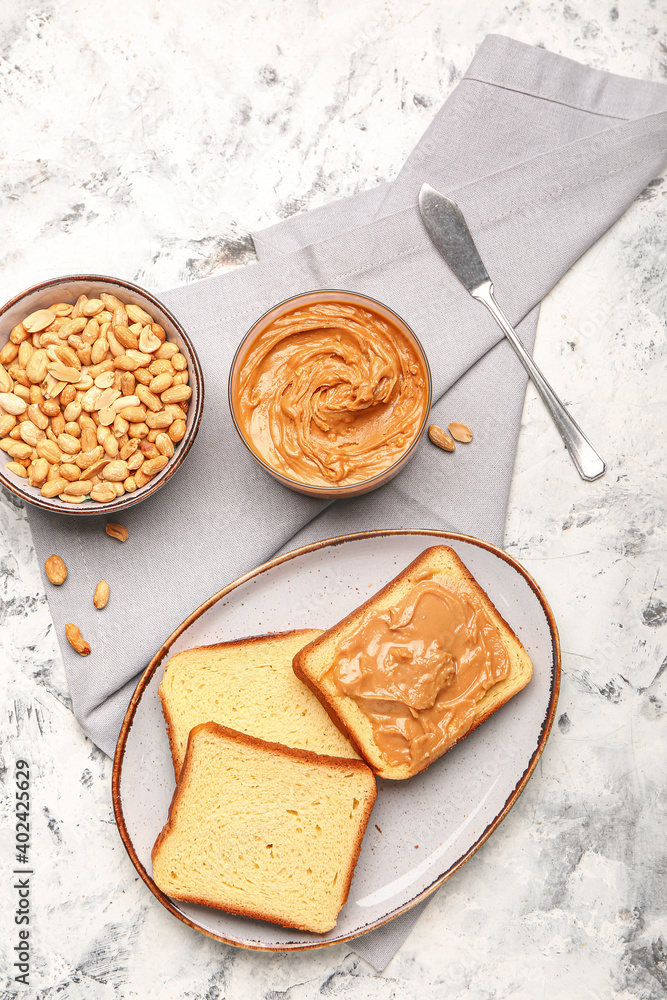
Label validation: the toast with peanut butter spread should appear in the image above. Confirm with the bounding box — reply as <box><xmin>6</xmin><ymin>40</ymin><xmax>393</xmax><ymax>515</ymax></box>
<box><xmin>293</xmin><ymin>546</ymin><xmax>534</xmax><ymax>780</ymax></box>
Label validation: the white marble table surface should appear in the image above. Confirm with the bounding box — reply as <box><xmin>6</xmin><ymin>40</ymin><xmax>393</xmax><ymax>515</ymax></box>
<box><xmin>1</xmin><ymin>1</ymin><xmax>666</xmax><ymax>997</ymax></box>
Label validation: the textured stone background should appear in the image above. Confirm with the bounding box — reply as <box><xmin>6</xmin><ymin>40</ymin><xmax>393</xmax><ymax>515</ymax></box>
<box><xmin>1</xmin><ymin>0</ymin><xmax>666</xmax><ymax>997</ymax></box>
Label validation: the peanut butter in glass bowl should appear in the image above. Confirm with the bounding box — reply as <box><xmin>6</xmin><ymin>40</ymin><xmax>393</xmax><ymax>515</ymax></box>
<box><xmin>228</xmin><ymin>291</ymin><xmax>432</xmax><ymax>498</ymax></box>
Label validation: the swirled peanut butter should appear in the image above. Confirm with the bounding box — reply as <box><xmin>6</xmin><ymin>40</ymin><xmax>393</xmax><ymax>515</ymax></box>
<box><xmin>234</xmin><ymin>299</ymin><xmax>428</xmax><ymax>487</ymax></box>
<box><xmin>328</xmin><ymin>577</ymin><xmax>510</xmax><ymax>771</ymax></box>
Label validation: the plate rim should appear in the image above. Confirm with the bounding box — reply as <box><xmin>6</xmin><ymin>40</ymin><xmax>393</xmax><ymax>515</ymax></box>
<box><xmin>112</xmin><ymin>528</ymin><xmax>561</xmax><ymax>952</ymax></box>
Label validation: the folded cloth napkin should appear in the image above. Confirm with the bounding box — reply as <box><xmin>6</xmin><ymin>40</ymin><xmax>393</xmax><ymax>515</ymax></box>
<box><xmin>24</xmin><ymin>35</ymin><xmax>667</xmax><ymax>969</ymax></box>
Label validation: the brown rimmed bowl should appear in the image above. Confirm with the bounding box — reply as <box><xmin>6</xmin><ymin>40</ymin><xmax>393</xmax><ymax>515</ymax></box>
<box><xmin>228</xmin><ymin>289</ymin><xmax>432</xmax><ymax>498</ymax></box>
<box><xmin>0</xmin><ymin>274</ymin><xmax>204</xmax><ymax>516</ymax></box>
<box><xmin>113</xmin><ymin>528</ymin><xmax>560</xmax><ymax>952</ymax></box>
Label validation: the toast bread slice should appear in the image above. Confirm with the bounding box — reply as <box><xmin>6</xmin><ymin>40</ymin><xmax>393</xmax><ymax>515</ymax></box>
<box><xmin>293</xmin><ymin>545</ymin><xmax>534</xmax><ymax>779</ymax></box>
<box><xmin>151</xmin><ymin>722</ymin><xmax>376</xmax><ymax>934</ymax></box>
<box><xmin>159</xmin><ymin>629</ymin><xmax>359</xmax><ymax>780</ymax></box>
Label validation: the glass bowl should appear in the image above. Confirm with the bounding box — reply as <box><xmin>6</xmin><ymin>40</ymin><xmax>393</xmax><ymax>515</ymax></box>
<box><xmin>228</xmin><ymin>289</ymin><xmax>431</xmax><ymax>499</ymax></box>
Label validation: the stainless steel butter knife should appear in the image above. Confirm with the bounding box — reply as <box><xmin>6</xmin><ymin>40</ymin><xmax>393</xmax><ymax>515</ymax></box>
<box><xmin>418</xmin><ymin>182</ymin><xmax>605</xmax><ymax>482</ymax></box>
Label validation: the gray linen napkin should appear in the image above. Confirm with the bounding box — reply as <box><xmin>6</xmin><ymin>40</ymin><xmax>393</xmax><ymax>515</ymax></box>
<box><xmin>23</xmin><ymin>35</ymin><xmax>667</xmax><ymax>969</ymax></box>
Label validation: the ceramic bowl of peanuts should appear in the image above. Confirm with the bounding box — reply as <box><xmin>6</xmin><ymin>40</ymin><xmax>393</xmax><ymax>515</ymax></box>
<box><xmin>0</xmin><ymin>276</ymin><xmax>204</xmax><ymax>514</ymax></box>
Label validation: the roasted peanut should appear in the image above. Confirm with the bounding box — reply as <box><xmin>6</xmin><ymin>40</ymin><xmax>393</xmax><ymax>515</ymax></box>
<box><xmin>102</xmin><ymin>460</ymin><xmax>130</xmax><ymax>482</ymax></box>
<box><xmin>5</xmin><ymin>461</ymin><xmax>28</xmax><ymax>477</ymax></box>
<box><xmin>105</xmin><ymin>522</ymin><xmax>129</xmax><ymax>542</ymax></box>
<box><xmin>44</xmin><ymin>554</ymin><xmax>68</xmax><ymax>585</ymax></box>
<box><xmin>65</xmin><ymin>623</ymin><xmax>91</xmax><ymax>655</ymax></box>
<box><xmin>448</xmin><ymin>422</ymin><xmax>473</xmax><ymax>443</ymax></box>
<box><xmin>93</xmin><ymin>579</ymin><xmax>110</xmax><ymax>609</ymax></box>
<box><xmin>41</xmin><ymin>479</ymin><xmax>68</xmax><ymax>498</ymax></box>
<box><xmin>28</xmin><ymin>458</ymin><xmax>49</xmax><ymax>487</ymax></box>
<box><xmin>169</xmin><ymin>419</ymin><xmax>186</xmax><ymax>442</ymax></box>
<box><xmin>23</xmin><ymin>309</ymin><xmax>56</xmax><ymax>333</ymax></box>
<box><xmin>63</xmin><ymin>479</ymin><xmax>93</xmax><ymax>496</ymax></box>
<box><xmin>428</xmin><ymin>425</ymin><xmax>456</xmax><ymax>452</ymax></box>
<box><xmin>90</xmin><ymin>482</ymin><xmax>116</xmax><ymax>502</ymax></box>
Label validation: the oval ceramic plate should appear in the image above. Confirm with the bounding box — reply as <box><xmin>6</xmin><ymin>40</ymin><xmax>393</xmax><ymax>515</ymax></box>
<box><xmin>113</xmin><ymin>529</ymin><xmax>560</xmax><ymax>951</ymax></box>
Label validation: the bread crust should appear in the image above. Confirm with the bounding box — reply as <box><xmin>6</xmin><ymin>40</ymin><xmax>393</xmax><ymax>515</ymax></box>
<box><xmin>151</xmin><ymin>721</ymin><xmax>377</xmax><ymax>933</ymax></box>
<box><xmin>293</xmin><ymin>545</ymin><xmax>533</xmax><ymax>779</ymax></box>
<box><xmin>159</xmin><ymin>628</ymin><xmax>324</xmax><ymax>781</ymax></box>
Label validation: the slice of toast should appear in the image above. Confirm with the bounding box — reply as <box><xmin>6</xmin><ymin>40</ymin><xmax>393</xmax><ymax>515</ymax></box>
<box><xmin>293</xmin><ymin>546</ymin><xmax>534</xmax><ymax>780</ymax></box>
<box><xmin>159</xmin><ymin>629</ymin><xmax>359</xmax><ymax>781</ymax></box>
<box><xmin>151</xmin><ymin>722</ymin><xmax>377</xmax><ymax>934</ymax></box>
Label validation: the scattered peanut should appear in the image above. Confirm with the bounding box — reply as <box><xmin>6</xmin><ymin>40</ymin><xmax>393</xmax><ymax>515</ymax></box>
<box><xmin>93</xmin><ymin>579</ymin><xmax>110</xmax><ymax>609</ymax></box>
<box><xmin>428</xmin><ymin>425</ymin><xmax>456</xmax><ymax>452</ymax></box>
<box><xmin>0</xmin><ymin>291</ymin><xmax>192</xmax><ymax>503</ymax></box>
<box><xmin>44</xmin><ymin>554</ymin><xmax>68</xmax><ymax>585</ymax></box>
<box><xmin>105</xmin><ymin>522</ymin><xmax>129</xmax><ymax>542</ymax></box>
<box><xmin>65</xmin><ymin>623</ymin><xmax>91</xmax><ymax>656</ymax></box>
<box><xmin>448</xmin><ymin>422</ymin><xmax>473</xmax><ymax>443</ymax></box>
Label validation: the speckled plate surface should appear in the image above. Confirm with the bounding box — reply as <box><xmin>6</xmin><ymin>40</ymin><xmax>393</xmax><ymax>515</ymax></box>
<box><xmin>113</xmin><ymin>529</ymin><xmax>560</xmax><ymax>951</ymax></box>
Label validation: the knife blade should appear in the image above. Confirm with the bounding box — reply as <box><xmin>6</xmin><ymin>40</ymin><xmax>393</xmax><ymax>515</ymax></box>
<box><xmin>418</xmin><ymin>183</ymin><xmax>490</xmax><ymax>294</ymax></box>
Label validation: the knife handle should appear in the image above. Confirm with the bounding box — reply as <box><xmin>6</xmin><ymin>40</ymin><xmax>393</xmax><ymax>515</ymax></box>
<box><xmin>472</xmin><ymin>280</ymin><xmax>606</xmax><ymax>482</ymax></box>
